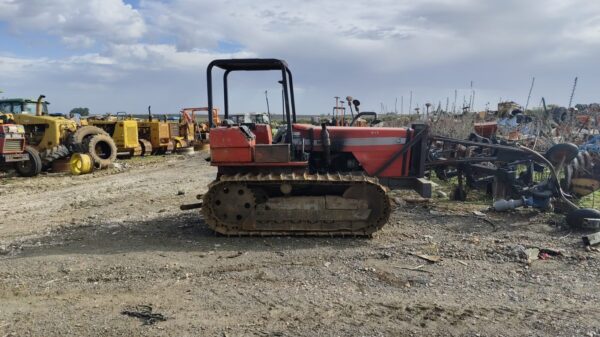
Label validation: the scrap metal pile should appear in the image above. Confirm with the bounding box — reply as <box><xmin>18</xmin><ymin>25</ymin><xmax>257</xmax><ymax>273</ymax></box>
<box><xmin>175</xmin><ymin>58</ymin><xmax>600</xmax><ymax>238</ymax></box>
<box><xmin>426</xmin><ymin>101</ymin><xmax>600</xmax><ymax>229</ymax></box>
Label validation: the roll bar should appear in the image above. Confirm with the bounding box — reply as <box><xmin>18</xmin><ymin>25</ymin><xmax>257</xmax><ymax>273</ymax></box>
<box><xmin>206</xmin><ymin>58</ymin><xmax>297</xmax><ymax>144</ymax></box>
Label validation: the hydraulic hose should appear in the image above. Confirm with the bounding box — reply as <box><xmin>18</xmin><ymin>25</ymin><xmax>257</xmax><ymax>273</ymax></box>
<box><xmin>516</xmin><ymin>143</ymin><xmax>579</xmax><ymax>211</ymax></box>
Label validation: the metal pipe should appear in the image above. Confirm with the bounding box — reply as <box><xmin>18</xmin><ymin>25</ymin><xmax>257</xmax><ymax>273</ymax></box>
<box><xmin>321</xmin><ymin>123</ymin><xmax>331</xmax><ymax>167</ymax></box>
<box><xmin>516</xmin><ymin>144</ymin><xmax>579</xmax><ymax>211</ymax></box>
<box><xmin>281</xmin><ymin>66</ymin><xmax>293</xmax><ymax>146</ymax></box>
<box><xmin>224</xmin><ymin>70</ymin><xmax>231</xmax><ymax>120</ymax></box>
<box><xmin>334</xmin><ymin>96</ymin><xmax>339</xmax><ymax>124</ymax></box>
<box><xmin>206</xmin><ymin>62</ymin><xmax>214</xmax><ymax>128</ymax></box>
<box><xmin>180</xmin><ymin>202</ymin><xmax>203</xmax><ymax>210</ymax></box>
<box><xmin>286</xmin><ymin>68</ymin><xmax>296</xmax><ymax>123</ymax></box>
<box><xmin>36</xmin><ymin>95</ymin><xmax>45</xmax><ymax>116</ymax></box>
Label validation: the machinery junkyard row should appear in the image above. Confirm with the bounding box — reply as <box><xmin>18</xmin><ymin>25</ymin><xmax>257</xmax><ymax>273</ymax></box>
<box><xmin>0</xmin><ymin>96</ymin><xmax>215</xmax><ymax>176</ymax></box>
<box><xmin>2</xmin><ymin>58</ymin><xmax>600</xmax><ymax>336</ymax></box>
<box><xmin>1</xmin><ymin>58</ymin><xmax>599</xmax><ymax>236</ymax></box>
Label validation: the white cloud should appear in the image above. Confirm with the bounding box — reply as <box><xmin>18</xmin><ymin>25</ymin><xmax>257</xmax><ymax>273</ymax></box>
<box><xmin>2</xmin><ymin>0</ymin><xmax>600</xmax><ymax>114</ymax></box>
<box><xmin>0</xmin><ymin>0</ymin><xmax>146</xmax><ymax>47</ymax></box>
<box><xmin>67</xmin><ymin>54</ymin><xmax>115</xmax><ymax>65</ymax></box>
<box><xmin>563</xmin><ymin>15</ymin><xmax>600</xmax><ymax>45</ymax></box>
<box><xmin>102</xmin><ymin>43</ymin><xmax>256</xmax><ymax>71</ymax></box>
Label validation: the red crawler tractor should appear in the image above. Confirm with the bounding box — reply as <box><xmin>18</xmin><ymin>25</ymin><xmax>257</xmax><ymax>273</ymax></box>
<box><xmin>0</xmin><ymin>114</ymin><xmax>41</xmax><ymax>177</ymax></box>
<box><xmin>185</xmin><ymin>59</ymin><xmax>430</xmax><ymax>236</ymax></box>
<box><xmin>179</xmin><ymin>59</ymin><xmax>598</xmax><ymax>234</ymax></box>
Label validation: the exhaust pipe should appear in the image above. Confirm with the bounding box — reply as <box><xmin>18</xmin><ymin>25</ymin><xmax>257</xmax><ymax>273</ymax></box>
<box><xmin>36</xmin><ymin>95</ymin><xmax>46</xmax><ymax>116</ymax></box>
<box><xmin>321</xmin><ymin>123</ymin><xmax>331</xmax><ymax>167</ymax></box>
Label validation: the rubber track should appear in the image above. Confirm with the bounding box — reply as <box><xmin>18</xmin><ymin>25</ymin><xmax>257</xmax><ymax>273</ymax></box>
<box><xmin>202</xmin><ymin>172</ymin><xmax>391</xmax><ymax>236</ymax></box>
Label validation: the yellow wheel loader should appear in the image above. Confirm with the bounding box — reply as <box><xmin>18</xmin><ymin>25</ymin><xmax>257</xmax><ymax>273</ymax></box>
<box><xmin>85</xmin><ymin>113</ymin><xmax>140</xmax><ymax>159</ymax></box>
<box><xmin>137</xmin><ymin>106</ymin><xmax>174</xmax><ymax>155</ymax></box>
<box><xmin>0</xmin><ymin>95</ymin><xmax>118</xmax><ymax>169</ymax></box>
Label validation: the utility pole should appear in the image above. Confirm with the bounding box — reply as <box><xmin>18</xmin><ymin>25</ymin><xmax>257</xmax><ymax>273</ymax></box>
<box><xmin>445</xmin><ymin>97</ymin><xmax>449</xmax><ymax>114</ymax></box>
<box><xmin>452</xmin><ymin>89</ymin><xmax>457</xmax><ymax>114</ymax></box>
<box><xmin>408</xmin><ymin>91</ymin><xmax>413</xmax><ymax>115</ymax></box>
<box><xmin>469</xmin><ymin>81</ymin><xmax>474</xmax><ymax>112</ymax></box>
<box><xmin>401</xmin><ymin>96</ymin><xmax>404</xmax><ymax>114</ymax></box>
<box><xmin>264</xmin><ymin>90</ymin><xmax>271</xmax><ymax>122</ymax></box>
<box><xmin>471</xmin><ymin>92</ymin><xmax>476</xmax><ymax>112</ymax></box>
<box><xmin>394</xmin><ymin>97</ymin><xmax>398</xmax><ymax>114</ymax></box>
<box><xmin>524</xmin><ymin>77</ymin><xmax>535</xmax><ymax>111</ymax></box>
<box><xmin>569</xmin><ymin>76</ymin><xmax>578</xmax><ymax>109</ymax></box>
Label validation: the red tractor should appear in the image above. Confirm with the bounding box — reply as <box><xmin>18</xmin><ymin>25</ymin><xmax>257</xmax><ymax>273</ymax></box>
<box><xmin>0</xmin><ymin>114</ymin><xmax>41</xmax><ymax>177</ymax></box>
<box><xmin>188</xmin><ymin>59</ymin><xmax>430</xmax><ymax>236</ymax></box>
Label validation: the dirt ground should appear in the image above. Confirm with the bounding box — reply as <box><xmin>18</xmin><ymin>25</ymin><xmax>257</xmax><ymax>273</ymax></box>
<box><xmin>0</xmin><ymin>153</ymin><xmax>599</xmax><ymax>337</ymax></box>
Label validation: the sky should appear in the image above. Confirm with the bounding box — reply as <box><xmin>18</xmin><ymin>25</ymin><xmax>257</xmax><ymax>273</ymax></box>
<box><xmin>0</xmin><ymin>0</ymin><xmax>599</xmax><ymax>116</ymax></box>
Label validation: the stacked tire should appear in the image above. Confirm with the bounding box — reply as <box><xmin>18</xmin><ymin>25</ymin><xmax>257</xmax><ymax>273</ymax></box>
<box><xmin>68</xmin><ymin>126</ymin><xmax>117</xmax><ymax>169</ymax></box>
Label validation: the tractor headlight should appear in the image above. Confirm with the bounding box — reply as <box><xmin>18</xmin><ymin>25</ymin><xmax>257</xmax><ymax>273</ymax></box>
<box><xmin>17</xmin><ymin>125</ymin><xmax>25</xmax><ymax>133</ymax></box>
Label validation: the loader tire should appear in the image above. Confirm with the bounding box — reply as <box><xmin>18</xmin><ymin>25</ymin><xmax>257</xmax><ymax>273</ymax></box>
<box><xmin>85</xmin><ymin>134</ymin><xmax>117</xmax><ymax>168</ymax></box>
<box><xmin>69</xmin><ymin>126</ymin><xmax>109</xmax><ymax>152</ymax></box>
<box><xmin>14</xmin><ymin>146</ymin><xmax>42</xmax><ymax>177</ymax></box>
<box><xmin>40</xmin><ymin>144</ymin><xmax>71</xmax><ymax>167</ymax></box>
<box><xmin>139</xmin><ymin>139</ymin><xmax>153</xmax><ymax>156</ymax></box>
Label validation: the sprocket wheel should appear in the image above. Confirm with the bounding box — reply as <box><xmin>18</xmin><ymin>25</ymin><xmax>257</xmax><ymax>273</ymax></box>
<box><xmin>209</xmin><ymin>183</ymin><xmax>255</xmax><ymax>228</ymax></box>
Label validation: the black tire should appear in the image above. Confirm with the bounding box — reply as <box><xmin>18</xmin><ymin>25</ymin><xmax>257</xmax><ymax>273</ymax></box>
<box><xmin>566</xmin><ymin>208</ymin><xmax>600</xmax><ymax>229</ymax></box>
<box><xmin>14</xmin><ymin>146</ymin><xmax>42</xmax><ymax>177</ymax></box>
<box><xmin>582</xmin><ymin>151</ymin><xmax>593</xmax><ymax>172</ymax></box>
<box><xmin>452</xmin><ymin>185</ymin><xmax>467</xmax><ymax>201</ymax></box>
<box><xmin>544</xmin><ymin>143</ymin><xmax>579</xmax><ymax>168</ymax></box>
<box><xmin>39</xmin><ymin>144</ymin><xmax>70</xmax><ymax>167</ymax></box>
<box><xmin>139</xmin><ymin>139</ymin><xmax>153</xmax><ymax>156</ymax></box>
<box><xmin>85</xmin><ymin>134</ymin><xmax>117</xmax><ymax>168</ymax></box>
<box><xmin>69</xmin><ymin>126</ymin><xmax>109</xmax><ymax>152</ymax></box>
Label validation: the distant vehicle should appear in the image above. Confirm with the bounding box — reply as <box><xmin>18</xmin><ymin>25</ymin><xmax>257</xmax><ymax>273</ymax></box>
<box><xmin>0</xmin><ymin>113</ymin><xmax>41</xmax><ymax>176</ymax></box>
<box><xmin>0</xmin><ymin>95</ymin><xmax>116</xmax><ymax>169</ymax></box>
<box><xmin>230</xmin><ymin>112</ymin><xmax>270</xmax><ymax>125</ymax></box>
